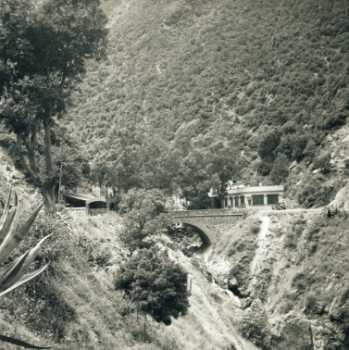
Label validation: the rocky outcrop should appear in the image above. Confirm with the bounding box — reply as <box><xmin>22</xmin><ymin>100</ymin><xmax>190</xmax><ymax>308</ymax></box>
<box><xmin>206</xmin><ymin>206</ymin><xmax>349</xmax><ymax>350</ymax></box>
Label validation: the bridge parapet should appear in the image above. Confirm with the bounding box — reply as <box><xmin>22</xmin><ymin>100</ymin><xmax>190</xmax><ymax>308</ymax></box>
<box><xmin>168</xmin><ymin>208</ymin><xmax>245</xmax><ymax>226</ymax></box>
<box><xmin>169</xmin><ymin>208</ymin><xmax>245</xmax><ymax>217</ymax></box>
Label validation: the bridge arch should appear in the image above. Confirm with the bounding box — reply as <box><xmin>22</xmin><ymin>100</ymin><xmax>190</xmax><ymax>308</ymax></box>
<box><xmin>168</xmin><ymin>209</ymin><xmax>244</xmax><ymax>247</ymax></box>
<box><xmin>180</xmin><ymin>222</ymin><xmax>211</xmax><ymax>250</ymax></box>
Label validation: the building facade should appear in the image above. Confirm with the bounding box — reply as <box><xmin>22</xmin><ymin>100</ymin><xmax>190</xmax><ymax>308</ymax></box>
<box><xmin>209</xmin><ymin>183</ymin><xmax>285</xmax><ymax>209</ymax></box>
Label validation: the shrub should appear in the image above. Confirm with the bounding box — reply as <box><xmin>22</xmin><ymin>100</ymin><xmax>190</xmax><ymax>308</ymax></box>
<box><xmin>304</xmin><ymin>292</ymin><xmax>325</xmax><ymax>315</ymax></box>
<box><xmin>283</xmin><ymin>231</ymin><xmax>297</xmax><ymax>250</ymax></box>
<box><xmin>257</xmin><ymin>160</ymin><xmax>272</xmax><ymax>176</ymax></box>
<box><xmin>298</xmin><ymin>181</ymin><xmax>335</xmax><ymax>208</ymax></box>
<box><xmin>120</xmin><ymin>212</ymin><xmax>170</xmax><ymax>251</ymax></box>
<box><xmin>238</xmin><ymin>300</ymin><xmax>270</xmax><ymax>349</ymax></box>
<box><xmin>114</xmin><ymin>247</ymin><xmax>189</xmax><ymax>325</ymax></box>
<box><xmin>270</xmin><ymin>153</ymin><xmax>289</xmax><ymax>184</ymax></box>
<box><xmin>276</xmin><ymin>133</ymin><xmax>308</xmax><ymax>161</ymax></box>
<box><xmin>290</xmin><ymin>134</ymin><xmax>308</xmax><ymax>161</ymax></box>
<box><xmin>313</xmin><ymin>152</ymin><xmax>332</xmax><ymax>174</ymax></box>
<box><xmin>322</xmin><ymin>112</ymin><xmax>347</xmax><ymax>130</ymax></box>
<box><xmin>257</xmin><ymin>130</ymin><xmax>281</xmax><ymax>161</ymax></box>
<box><xmin>119</xmin><ymin>189</ymin><xmax>169</xmax><ymax>251</ymax></box>
<box><xmin>303</xmin><ymin>139</ymin><xmax>317</xmax><ymax>160</ymax></box>
<box><xmin>119</xmin><ymin>188</ymin><xmax>166</xmax><ymax>216</ymax></box>
<box><xmin>24</xmin><ymin>277</ymin><xmax>76</xmax><ymax>341</ymax></box>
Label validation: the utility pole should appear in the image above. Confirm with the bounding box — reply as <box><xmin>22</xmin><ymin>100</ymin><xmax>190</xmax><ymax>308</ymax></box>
<box><xmin>58</xmin><ymin>142</ymin><xmax>64</xmax><ymax>203</ymax></box>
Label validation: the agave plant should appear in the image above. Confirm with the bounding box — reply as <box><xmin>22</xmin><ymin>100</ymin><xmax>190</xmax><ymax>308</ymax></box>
<box><xmin>0</xmin><ymin>188</ymin><xmax>51</xmax><ymax>349</ymax></box>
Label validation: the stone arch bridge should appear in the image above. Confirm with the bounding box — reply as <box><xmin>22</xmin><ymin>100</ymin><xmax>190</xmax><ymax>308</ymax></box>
<box><xmin>167</xmin><ymin>209</ymin><xmax>245</xmax><ymax>247</ymax></box>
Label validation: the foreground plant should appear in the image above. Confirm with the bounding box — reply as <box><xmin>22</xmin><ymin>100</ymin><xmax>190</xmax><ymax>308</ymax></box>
<box><xmin>0</xmin><ymin>188</ymin><xmax>51</xmax><ymax>349</ymax></box>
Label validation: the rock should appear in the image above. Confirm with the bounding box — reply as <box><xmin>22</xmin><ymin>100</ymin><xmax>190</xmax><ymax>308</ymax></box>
<box><xmin>271</xmin><ymin>314</ymin><xmax>313</xmax><ymax>350</ymax></box>
<box><xmin>310</xmin><ymin>320</ymin><xmax>344</xmax><ymax>350</ymax></box>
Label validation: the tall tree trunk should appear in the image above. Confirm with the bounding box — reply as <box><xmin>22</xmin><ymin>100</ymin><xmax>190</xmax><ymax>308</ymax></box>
<box><xmin>17</xmin><ymin>135</ymin><xmax>38</xmax><ymax>182</ymax></box>
<box><xmin>23</xmin><ymin>130</ymin><xmax>38</xmax><ymax>175</ymax></box>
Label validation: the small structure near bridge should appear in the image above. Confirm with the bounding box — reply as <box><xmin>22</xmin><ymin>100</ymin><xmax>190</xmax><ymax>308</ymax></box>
<box><xmin>62</xmin><ymin>191</ymin><xmax>109</xmax><ymax>215</ymax></box>
<box><xmin>209</xmin><ymin>183</ymin><xmax>285</xmax><ymax>209</ymax></box>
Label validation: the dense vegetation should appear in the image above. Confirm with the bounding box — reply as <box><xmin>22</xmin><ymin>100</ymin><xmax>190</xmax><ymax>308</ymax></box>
<box><xmin>0</xmin><ymin>0</ymin><xmax>107</xmax><ymax>209</ymax></box>
<box><xmin>115</xmin><ymin>189</ymin><xmax>189</xmax><ymax>325</ymax></box>
<box><xmin>115</xmin><ymin>247</ymin><xmax>189</xmax><ymax>325</ymax></box>
<box><xmin>118</xmin><ymin>188</ymin><xmax>169</xmax><ymax>250</ymax></box>
<box><xmin>65</xmin><ymin>0</ymin><xmax>349</xmax><ymax>207</ymax></box>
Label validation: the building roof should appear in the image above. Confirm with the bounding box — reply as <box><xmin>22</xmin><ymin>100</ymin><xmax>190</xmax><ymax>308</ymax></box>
<box><xmin>208</xmin><ymin>184</ymin><xmax>284</xmax><ymax>198</ymax></box>
<box><xmin>226</xmin><ymin>185</ymin><xmax>284</xmax><ymax>195</ymax></box>
<box><xmin>63</xmin><ymin>192</ymin><xmax>107</xmax><ymax>205</ymax></box>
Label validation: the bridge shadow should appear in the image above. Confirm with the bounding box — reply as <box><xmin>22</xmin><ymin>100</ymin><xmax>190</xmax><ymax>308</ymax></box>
<box><xmin>181</xmin><ymin>223</ymin><xmax>211</xmax><ymax>251</ymax></box>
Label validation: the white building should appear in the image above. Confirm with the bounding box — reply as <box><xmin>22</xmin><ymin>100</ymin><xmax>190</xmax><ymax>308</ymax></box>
<box><xmin>209</xmin><ymin>183</ymin><xmax>285</xmax><ymax>209</ymax></box>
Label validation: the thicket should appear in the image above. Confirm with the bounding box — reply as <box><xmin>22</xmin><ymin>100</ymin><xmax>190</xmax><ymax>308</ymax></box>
<box><xmin>65</xmin><ymin>0</ymin><xmax>348</xmax><ymax>207</ymax></box>
<box><xmin>297</xmin><ymin>178</ymin><xmax>335</xmax><ymax>208</ymax></box>
<box><xmin>116</xmin><ymin>189</ymin><xmax>189</xmax><ymax>326</ymax></box>
<box><xmin>114</xmin><ymin>247</ymin><xmax>189</xmax><ymax>325</ymax></box>
<box><xmin>119</xmin><ymin>189</ymin><xmax>169</xmax><ymax>251</ymax></box>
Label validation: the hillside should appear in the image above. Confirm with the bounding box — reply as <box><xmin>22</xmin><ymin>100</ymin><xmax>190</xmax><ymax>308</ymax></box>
<box><xmin>0</xmin><ymin>191</ymin><xmax>260</xmax><ymax>350</ymax></box>
<box><xmin>0</xmin><ymin>145</ymin><xmax>348</xmax><ymax>349</ymax></box>
<box><xmin>66</xmin><ymin>0</ymin><xmax>349</xmax><ymax>206</ymax></box>
<box><xmin>1</xmin><ymin>172</ymin><xmax>348</xmax><ymax>349</ymax></box>
<box><xmin>195</xmin><ymin>200</ymin><xmax>349</xmax><ymax>349</ymax></box>
<box><xmin>1</xmin><ymin>0</ymin><xmax>349</xmax><ymax>349</ymax></box>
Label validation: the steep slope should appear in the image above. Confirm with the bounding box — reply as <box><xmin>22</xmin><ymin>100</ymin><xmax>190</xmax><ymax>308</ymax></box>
<box><xmin>206</xmin><ymin>197</ymin><xmax>349</xmax><ymax>349</ymax></box>
<box><xmin>66</xmin><ymin>0</ymin><xmax>349</xmax><ymax>204</ymax></box>
<box><xmin>1</xmin><ymin>143</ymin><xmax>349</xmax><ymax>349</ymax></box>
<box><xmin>0</xmin><ymin>200</ymin><xmax>258</xmax><ymax>350</ymax></box>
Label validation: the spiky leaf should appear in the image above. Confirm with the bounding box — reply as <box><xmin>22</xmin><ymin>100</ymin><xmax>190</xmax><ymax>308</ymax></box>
<box><xmin>0</xmin><ymin>251</ymin><xmax>30</xmax><ymax>291</ymax></box>
<box><xmin>0</xmin><ymin>190</ymin><xmax>17</xmax><ymax>245</ymax></box>
<box><xmin>0</xmin><ymin>235</ymin><xmax>51</xmax><ymax>290</ymax></box>
<box><xmin>0</xmin><ymin>207</ymin><xmax>17</xmax><ymax>246</ymax></box>
<box><xmin>0</xmin><ymin>203</ymin><xmax>43</xmax><ymax>264</ymax></box>
<box><xmin>24</xmin><ymin>234</ymin><xmax>51</xmax><ymax>269</ymax></box>
<box><xmin>0</xmin><ymin>334</ymin><xmax>51</xmax><ymax>349</ymax></box>
<box><xmin>0</xmin><ymin>263</ymin><xmax>49</xmax><ymax>298</ymax></box>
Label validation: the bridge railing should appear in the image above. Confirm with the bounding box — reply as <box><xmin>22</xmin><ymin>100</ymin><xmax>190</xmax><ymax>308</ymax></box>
<box><xmin>168</xmin><ymin>208</ymin><xmax>246</xmax><ymax>217</ymax></box>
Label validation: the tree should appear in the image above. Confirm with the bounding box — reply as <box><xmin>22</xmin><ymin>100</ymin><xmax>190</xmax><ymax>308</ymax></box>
<box><xmin>119</xmin><ymin>189</ymin><xmax>169</xmax><ymax>251</ymax></box>
<box><xmin>119</xmin><ymin>188</ymin><xmax>166</xmax><ymax>216</ymax></box>
<box><xmin>257</xmin><ymin>130</ymin><xmax>281</xmax><ymax>162</ymax></box>
<box><xmin>0</xmin><ymin>0</ymin><xmax>107</xmax><ymax>210</ymax></box>
<box><xmin>270</xmin><ymin>153</ymin><xmax>289</xmax><ymax>184</ymax></box>
<box><xmin>115</xmin><ymin>247</ymin><xmax>189</xmax><ymax>325</ymax></box>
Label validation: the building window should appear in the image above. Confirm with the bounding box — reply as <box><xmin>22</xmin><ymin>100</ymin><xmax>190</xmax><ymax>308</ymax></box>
<box><xmin>234</xmin><ymin>196</ymin><xmax>239</xmax><ymax>207</ymax></box>
<box><xmin>252</xmin><ymin>195</ymin><xmax>264</xmax><ymax>206</ymax></box>
<box><xmin>267</xmin><ymin>194</ymin><xmax>279</xmax><ymax>205</ymax></box>
<box><xmin>224</xmin><ymin>198</ymin><xmax>228</xmax><ymax>208</ymax></box>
